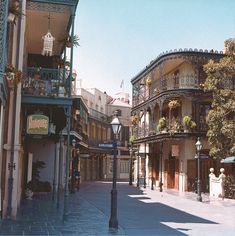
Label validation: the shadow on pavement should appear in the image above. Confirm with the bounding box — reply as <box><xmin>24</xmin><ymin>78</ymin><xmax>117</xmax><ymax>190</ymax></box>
<box><xmin>79</xmin><ymin>181</ymin><xmax>218</xmax><ymax>235</ymax></box>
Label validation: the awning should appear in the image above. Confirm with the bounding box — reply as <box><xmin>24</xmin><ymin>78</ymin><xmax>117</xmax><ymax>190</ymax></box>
<box><xmin>221</xmin><ymin>156</ymin><xmax>235</xmax><ymax>164</ymax></box>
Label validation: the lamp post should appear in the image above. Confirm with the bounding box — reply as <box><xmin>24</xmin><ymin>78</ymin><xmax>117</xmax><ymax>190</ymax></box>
<box><xmin>129</xmin><ymin>142</ymin><xmax>133</xmax><ymax>185</ymax></box>
<box><xmin>109</xmin><ymin>112</ymin><xmax>121</xmax><ymax>230</ymax></box>
<box><xmin>159</xmin><ymin>141</ymin><xmax>163</xmax><ymax>192</ymax></box>
<box><xmin>195</xmin><ymin>137</ymin><xmax>202</xmax><ymax>202</ymax></box>
<box><xmin>71</xmin><ymin>139</ymin><xmax>76</xmax><ymax>193</ymax></box>
<box><xmin>137</xmin><ymin>145</ymin><xmax>140</xmax><ymax>187</ymax></box>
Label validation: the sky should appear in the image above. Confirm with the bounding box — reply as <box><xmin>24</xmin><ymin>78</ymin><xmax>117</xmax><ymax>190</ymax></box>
<box><xmin>73</xmin><ymin>0</ymin><xmax>235</xmax><ymax>97</ymax></box>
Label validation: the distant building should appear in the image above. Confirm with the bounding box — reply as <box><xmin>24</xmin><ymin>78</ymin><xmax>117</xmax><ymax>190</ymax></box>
<box><xmin>130</xmin><ymin>49</ymin><xmax>229</xmax><ymax>192</ymax></box>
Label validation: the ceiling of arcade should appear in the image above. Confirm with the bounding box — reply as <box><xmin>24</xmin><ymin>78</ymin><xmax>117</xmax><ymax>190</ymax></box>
<box><xmin>26</xmin><ymin>2</ymin><xmax>71</xmax><ymax>56</ymax></box>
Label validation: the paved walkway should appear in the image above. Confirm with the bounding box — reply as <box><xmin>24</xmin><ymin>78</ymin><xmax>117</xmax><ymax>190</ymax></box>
<box><xmin>0</xmin><ymin>181</ymin><xmax>234</xmax><ymax>235</ymax></box>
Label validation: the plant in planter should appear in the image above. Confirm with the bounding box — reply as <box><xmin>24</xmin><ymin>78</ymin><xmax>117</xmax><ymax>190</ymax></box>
<box><xmin>183</xmin><ymin>116</ymin><xmax>191</xmax><ymax>132</ymax></box>
<box><xmin>25</xmin><ymin>181</ymin><xmax>34</xmax><ymax>200</ymax></box>
<box><xmin>168</xmin><ymin>100</ymin><xmax>180</xmax><ymax>110</ymax></box>
<box><xmin>183</xmin><ymin>116</ymin><xmax>197</xmax><ymax>132</ymax></box>
<box><xmin>58</xmin><ymin>34</ymin><xmax>80</xmax><ymax>48</ymax></box>
<box><xmin>154</xmin><ymin>88</ymin><xmax>158</xmax><ymax>95</ymax></box>
<box><xmin>129</xmin><ymin>135</ymin><xmax>136</xmax><ymax>144</ymax></box>
<box><xmin>190</xmin><ymin>120</ymin><xmax>197</xmax><ymax>130</ymax></box>
<box><xmin>157</xmin><ymin>117</ymin><xmax>167</xmax><ymax>132</ymax></box>
<box><xmin>67</xmin><ymin>34</ymin><xmax>80</xmax><ymax>48</ymax></box>
<box><xmin>25</xmin><ymin>160</ymin><xmax>52</xmax><ymax>197</ymax></box>
<box><xmin>5</xmin><ymin>64</ymin><xmax>22</xmax><ymax>88</ymax></box>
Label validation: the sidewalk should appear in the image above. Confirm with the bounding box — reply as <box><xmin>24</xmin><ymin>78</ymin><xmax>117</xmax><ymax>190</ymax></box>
<box><xmin>0</xmin><ymin>181</ymin><xmax>234</xmax><ymax>235</ymax></box>
<box><xmin>0</xmin><ymin>190</ymin><xmax>124</xmax><ymax>236</ymax></box>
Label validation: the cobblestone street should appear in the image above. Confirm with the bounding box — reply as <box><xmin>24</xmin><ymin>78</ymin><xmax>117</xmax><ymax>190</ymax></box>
<box><xmin>0</xmin><ymin>181</ymin><xmax>235</xmax><ymax>235</ymax></box>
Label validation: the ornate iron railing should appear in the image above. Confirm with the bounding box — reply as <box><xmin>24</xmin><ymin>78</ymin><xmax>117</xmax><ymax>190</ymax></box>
<box><xmin>22</xmin><ymin>67</ymin><xmax>69</xmax><ymax>97</ymax></box>
<box><xmin>89</xmin><ymin>108</ymin><xmax>109</xmax><ymax>122</ymax></box>
<box><xmin>159</xmin><ymin>74</ymin><xmax>199</xmax><ymax>92</ymax></box>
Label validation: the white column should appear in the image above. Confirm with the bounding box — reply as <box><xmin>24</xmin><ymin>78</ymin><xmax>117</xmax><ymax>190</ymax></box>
<box><xmin>0</xmin><ymin>103</ymin><xmax>5</xmax><ymax>213</ymax></box>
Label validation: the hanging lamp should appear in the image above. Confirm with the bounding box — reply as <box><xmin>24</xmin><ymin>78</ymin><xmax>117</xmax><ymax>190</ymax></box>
<box><xmin>42</xmin><ymin>13</ymin><xmax>55</xmax><ymax>56</ymax></box>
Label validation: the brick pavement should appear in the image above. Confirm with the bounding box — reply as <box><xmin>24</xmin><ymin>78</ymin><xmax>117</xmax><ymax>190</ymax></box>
<box><xmin>0</xmin><ymin>181</ymin><xmax>234</xmax><ymax>236</ymax></box>
<box><xmin>0</xmin><ymin>190</ymin><xmax>124</xmax><ymax>236</ymax></box>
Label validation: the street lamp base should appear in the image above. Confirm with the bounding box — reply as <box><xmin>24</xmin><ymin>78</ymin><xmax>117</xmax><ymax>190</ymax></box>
<box><xmin>197</xmin><ymin>195</ymin><xmax>202</xmax><ymax>202</ymax></box>
<box><xmin>109</xmin><ymin>218</ymin><xmax>118</xmax><ymax>229</ymax></box>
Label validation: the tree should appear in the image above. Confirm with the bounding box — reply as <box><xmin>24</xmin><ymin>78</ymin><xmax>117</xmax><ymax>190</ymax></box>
<box><xmin>203</xmin><ymin>38</ymin><xmax>235</xmax><ymax>159</ymax></box>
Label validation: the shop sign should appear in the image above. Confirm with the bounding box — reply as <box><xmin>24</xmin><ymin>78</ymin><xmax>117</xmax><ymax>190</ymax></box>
<box><xmin>27</xmin><ymin>114</ymin><xmax>49</xmax><ymax>135</ymax></box>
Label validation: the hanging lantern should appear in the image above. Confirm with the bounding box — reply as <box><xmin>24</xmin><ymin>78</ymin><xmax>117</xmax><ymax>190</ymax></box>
<box><xmin>42</xmin><ymin>30</ymin><xmax>55</xmax><ymax>56</ymax></box>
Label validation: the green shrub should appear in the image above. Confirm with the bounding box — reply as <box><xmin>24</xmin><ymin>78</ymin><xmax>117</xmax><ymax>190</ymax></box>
<box><xmin>157</xmin><ymin>117</ymin><xmax>166</xmax><ymax>131</ymax></box>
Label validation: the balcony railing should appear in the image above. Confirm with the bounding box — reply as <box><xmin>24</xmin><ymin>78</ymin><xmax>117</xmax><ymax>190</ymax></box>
<box><xmin>159</xmin><ymin>74</ymin><xmax>199</xmax><ymax>92</ymax></box>
<box><xmin>135</xmin><ymin>117</ymin><xmax>208</xmax><ymax>140</ymax></box>
<box><xmin>89</xmin><ymin>108</ymin><xmax>109</xmax><ymax>122</ymax></box>
<box><xmin>22</xmin><ymin>67</ymin><xmax>69</xmax><ymax>97</ymax></box>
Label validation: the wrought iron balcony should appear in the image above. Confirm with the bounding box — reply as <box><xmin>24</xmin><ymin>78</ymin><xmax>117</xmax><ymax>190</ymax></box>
<box><xmin>22</xmin><ymin>67</ymin><xmax>69</xmax><ymax>97</ymax></box>
<box><xmin>135</xmin><ymin>117</ymin><xmax>208</xmax><ymax>141</ymax></box>
<box><xmin>89</xmin><ymin>108</ymin><xmax>110</xmax><ymax>122</ymax></box>
<box><xmin>158</xmin><ymin>74</ymin><xmax>199</xmax><ymax>92</ymax></box>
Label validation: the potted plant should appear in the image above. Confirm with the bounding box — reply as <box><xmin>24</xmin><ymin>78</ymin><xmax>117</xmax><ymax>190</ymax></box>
<box><xmin>59</xmin><ymin>34</ymin><xmax>80</xmax><ymax>48</ymax></box>
<box><xmin>157</xmin><ymin>117</ymin><xmax>167</xmax><ymax>133</ymax></box>
<box><xmin>168</xmin><ymin>100</ymin><xmax>180</xmax><ymax>109</ymax></box>
<box><xmin>66</xmin><ymin>34</ymin><xmax>80</xmax><ymax>48</ymax></box>
<box><xmin>190</xmin><ymin>120</ymin><xmax>197</xmax><ymax>131</ymax></box>
<box><xmin>183</xmin><ymin>116</ymin><xmax>197</xmax><ymax>132</ymax></box>
<box><xmin>129</xmin><ymin>135</ymin><xmax>136</xmax><ymax>144</ymax></box>
<box><xmin>154</xmin><ymin>88</ymin><xmax>158</xmax><ymax>95</ymax></box>
<box><xmin>183</xmin><ymin>116</ymin><xmax>191</xmax><ymax>132</ymax></box>
<box><xmin>25</xmin><ymin>181</ymin><xmax>34</xmax><ymax>200</ymax></box>
<box><xmin>5</xmin><ymin>64</ymin><xmax>22</xmax><ymax>88</ymax></box>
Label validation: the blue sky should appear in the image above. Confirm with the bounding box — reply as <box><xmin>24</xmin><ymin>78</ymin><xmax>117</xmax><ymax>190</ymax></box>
<box><xmin>73</xmin><ymin>0</ymin><xmax>235</xmax><ymax>97</ymax></box>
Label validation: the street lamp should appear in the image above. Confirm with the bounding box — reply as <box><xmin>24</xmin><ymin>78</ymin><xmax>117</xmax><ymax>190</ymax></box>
<box><xmin>71</xmin><ymin>139</ymin><xmax>76</xmax><ymax>193</ymax></box>
<box><xmin>159</xmin><ymin>141</ymin><xmax>163</xmax><ymax>192</ymax></box>
<box><xmin>137</xmin><ymin>145</ymin><xmax>140</xmax><ymax>187</ymax></box>
<box><xmin>195</xmin><ymin>137</ymin><xmax>202</xmax><ymax>202</ymax></box>
<box><xmin>129</xmin><ymin>142</ymin><xmax>133</xmax><ymax>185</ymax></box>
<box><xmin>109</xmin><ymin>112</ymin><xmax>121</xmax><ymax>230</ymax></box>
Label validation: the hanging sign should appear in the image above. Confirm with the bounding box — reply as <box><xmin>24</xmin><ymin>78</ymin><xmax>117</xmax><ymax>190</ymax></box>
<box><xmin>27</xmin><ymin>114</ymin><xmax>49</xmax><ymax>135</ymax></box>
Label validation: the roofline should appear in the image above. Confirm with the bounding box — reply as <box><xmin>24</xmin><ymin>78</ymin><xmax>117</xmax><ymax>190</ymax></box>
<box><xmin>131</xmin><ymin>49</ymin><xmax>224</xmax><ymax>84</ymax></box>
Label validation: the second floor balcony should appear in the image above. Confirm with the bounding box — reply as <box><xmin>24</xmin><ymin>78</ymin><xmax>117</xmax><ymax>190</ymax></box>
<box><xmin>89</xmin><ymin>108</ymin><xmax>110</xmax><ymax>122</ymax></box>
<box><xmin>22</xmin><ymin>67</ymin><xmax>70</xmax><ymax>98</ymax></box>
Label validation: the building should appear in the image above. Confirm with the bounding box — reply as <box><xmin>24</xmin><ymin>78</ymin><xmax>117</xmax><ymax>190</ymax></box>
<box><xmin>77</xmin><ymin>87</ymin><xmax>132</xmax><ymax>180</ymax></box>
<box><xmin>106</xmin><ymin>93</ymin><xmax>132</xmax><ymax>179</ymax></box>
<box><xmin>0</xmin><ymin>0</ymin><xmax>79</xmax><ymax>219</ymax></box>
<box><xmin>131</xmin><ymin>48</ymin><xmax>229</xmax><ymax>192</ymax></box>
<box><xmin>77</xmin><ymin>87</ymin><xmax>111</xmax><ymax>180</ymax></box>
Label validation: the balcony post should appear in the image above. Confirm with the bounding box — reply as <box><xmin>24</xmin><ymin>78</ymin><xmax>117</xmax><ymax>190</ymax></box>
<box><xmin>0</xmin><ymin>0</ymin><xmax>9</xmax><ymax>73</ymax></box>
<box><xmin>63</xmin><ymin>6</ymin><xmax>76</xmax><ymax>221</ymax></box>
<box><xmin>69</xmin><ymin>6</ymin><xmax>76</xmax><ymax>97</ymax></box>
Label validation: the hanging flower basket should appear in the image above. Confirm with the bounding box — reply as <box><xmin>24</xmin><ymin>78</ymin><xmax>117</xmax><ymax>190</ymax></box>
<box><xmin>146</xmin><ymin>78</ymin><xmax>152</xmax><ymax>86</ymax></box>
<box><xmin>168</xmin><ymin>100</ymin><xmax>180</xmax><ymax>109</ymax></box>
<box><xmin>5</xmin><ymin>64</ymin><xmax>22</xmax><ymax>88</ymax></box>
<box><xmin>130</xmin><ymin>115</ymin><xmax>138</xmax><ymax>126</ymax></box>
